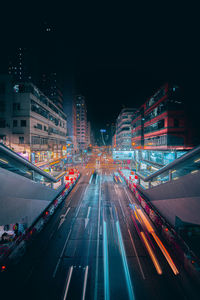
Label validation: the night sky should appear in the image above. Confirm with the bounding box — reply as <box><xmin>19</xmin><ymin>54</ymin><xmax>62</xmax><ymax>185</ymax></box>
<box><xmin>1</xmin><ymin>2</ymin><xmax>200</xmax><ymax>140</ymax></box>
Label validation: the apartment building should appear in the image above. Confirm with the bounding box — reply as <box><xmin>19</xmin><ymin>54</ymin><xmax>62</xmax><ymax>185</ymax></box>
<box><xmin>0</xmin><ymin>75</ymin><xmax>67</xmax><ymax>163</ymax></box>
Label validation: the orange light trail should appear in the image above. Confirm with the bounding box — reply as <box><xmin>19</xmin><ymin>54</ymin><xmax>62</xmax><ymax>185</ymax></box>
<box><xmin>140</xmin><ymin>232</ymin><xmax>162</xmax><ymax>275</ymax></box>
<box><xmin>136</xmin><ymin>208</ymin><xmax>179</xmax><ymax>275</ymax></box>
<box><xmin>151</xmin><ymin>232</ymin><xmax>179</xmax><ymax>275</ymax></box>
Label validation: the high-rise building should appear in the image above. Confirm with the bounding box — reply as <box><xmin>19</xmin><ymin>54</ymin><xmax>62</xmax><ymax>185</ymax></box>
<box><xmin>0</xmin><ymin>75</ymin><xmax>67</xmax><ymax>163</ymax></box>
<box><xmin>40</xmin><ymin>73</ymin><xmax>64</xmax><ymax>110</ymax></box>
<box><xmin>115</xmin><ymin>108</ymin><xmax>137</xmax><ymax>150</ymax></box>
<box><xmin>73</xmin><ymin>95</ymin><xmax>88</xmax><ymax>151</ymax></box>
<box><xmin>8</xmin><ymin>47</ymin><xmax>31</xmax><ymax>83</ymax></box>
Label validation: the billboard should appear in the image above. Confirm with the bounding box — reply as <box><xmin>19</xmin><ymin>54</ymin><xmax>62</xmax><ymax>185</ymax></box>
<box><xmin>112</xmin><ymin>151</ymin><xmax>134</xmax><ymax>160</ymax></box>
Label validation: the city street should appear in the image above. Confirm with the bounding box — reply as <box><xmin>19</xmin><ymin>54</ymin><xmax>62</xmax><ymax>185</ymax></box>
<box><xmin>1</xmin><ymin>157</ymin><xmax>199</xmax><ymax>300</ymax></box>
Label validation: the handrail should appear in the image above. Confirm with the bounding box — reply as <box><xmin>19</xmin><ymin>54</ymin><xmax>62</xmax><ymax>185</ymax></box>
<box><xmin>0</xmin><ymin>143</ymin><xmax>57</xmax><ymax>182</ymax></box>
<box><xmin>138</xmin><ymin>144</ymin><xmax>200</xmax><ymax>182</ymax></box>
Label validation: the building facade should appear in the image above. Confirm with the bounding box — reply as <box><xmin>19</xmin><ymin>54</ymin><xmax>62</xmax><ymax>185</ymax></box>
<box><xmin>73</xmin><ymin>95</ymin><xmax>88</xmax><ymax>151</ymax></box>
<box><xmin>131</xmin><ymin>83</ymin><xmax>193</xmax><ymax>176</ymax></box>
<box><xmin>0</xmin><ymin>75</ymin><xmax>67</xmax><ymax>163</ymax></box>
<box><xmin>40</xmin><ymin>72</ymin><xmax>64</xmax><ymax>110</ymax></box>
<box><xmin>115</xmin><ymin>108</ymin><xmax>136</xmax><ymax>150</ymax></box>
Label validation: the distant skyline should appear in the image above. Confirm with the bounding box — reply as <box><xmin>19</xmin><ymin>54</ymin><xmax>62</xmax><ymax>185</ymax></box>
<box><xmin>1</xmin><ymin>2</ymin><xmax>200</xmax><ymax>141</ymax></box>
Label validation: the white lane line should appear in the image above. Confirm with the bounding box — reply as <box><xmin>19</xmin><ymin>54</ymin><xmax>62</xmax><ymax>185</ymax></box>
<box><xmin>82</xmin><ymin>266</ymin><xmax>89</xmax><ymax>300</ymax></box>
<box><xmin>127</xmin><ymin>228</ymin><xmax>146</xmax><ymax>280</ymax></box>
<box><xmin>58</xmin><ymin>207</ymin><xmax>71</xmax><ymax>229</ymax></box>
<box><xmin>52</xmin><ymin>228</ymin><xmax>72</xmax><ymax>278</ymax></box>
<box><xmin>114</xmin><ymin>185</ymin><xmax>126</xmax><ymax>220</ymax></box>
<box><xmin>124</xmin><ymin>187</ymin><xmax>133</xmax><ymax>204</ymax></box>
<box><xmin>87</xmin><ymin>206</ymin><xmax>91</xmax><ymax>219</ymax></box>
<box><xmin>63</xmin><ymin>266</ymin><xmax>73</xmax><ymax>300</ymax></box>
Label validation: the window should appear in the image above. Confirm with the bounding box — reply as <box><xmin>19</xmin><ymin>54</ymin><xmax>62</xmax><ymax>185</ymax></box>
<box><xmin>13</xmin><ymin>103</ymin><xmax>21</xmax><ymax>111</ymax></box>
<box><xmin>19</xmin><ymin>136</ymin><xmax>24</xmax><ymax>144</ymax></box>
<box><xmin>0</xmin><ymin>119</ymin><xmax>6</xmax><ymax>128</ymax></box>
<box><xmin>21</xmin><ymin>120</ymin><xmax>26</xmax><ymax>127</ymax></box>
<box><xmin>13</xmin><ymin>120</ymin><xmax>18</xmax><ymax>127</ymax></box>
<box><xmin>36</xmin><ymin>123</ymin><xmax>42</xmax><ymax>130</ymax></box>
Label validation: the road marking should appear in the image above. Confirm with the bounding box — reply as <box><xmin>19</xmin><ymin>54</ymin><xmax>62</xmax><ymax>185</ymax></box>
<box><xmin>127</xmin><ymin>228</ymin><xmax>146</xmax><ymax>280</ymax></box>
<box><xmin>82</xmin><ymin>266</ymin><xmax>89</xmax><ymax>300</ymax></box>
<box><xmin>58</xmin><ymin>207</ymin><xmax>71</xmax><ymax>229</ymax></box>
<box><xmin>124</xmin><ymin>187</ymin><xmax>133</xmax><ymax>204</ymax></box>
<box><xmin>53</xmin><ymin>185</ymin><xmax>89</xmax><ymax>278</ymax></box>
<box><xmin>53</xmin><ymin>229</ymin><xmax>72</xmax><ymax>278</ymax></box>
<box><xmin>140</xmin><ymin>231</ymin><xmax>162</xmax><ymax>275</ymax></box>
<box><xmin>63</xmin><ymin>266</ymin><xmax>73</xmax><ymax>300</ymax></box>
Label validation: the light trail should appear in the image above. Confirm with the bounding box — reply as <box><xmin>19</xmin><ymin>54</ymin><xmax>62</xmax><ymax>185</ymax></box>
<box><xmin>82</xmin><ymin>266</ymin><xmax>89</xmax><ymax>300</ymax></box>
<box><xmin>94</xmin><ymin>171</ymin><xmax>102</xmax><ymax>300</ymax></box>
<box><xmin>152</xmin><ymin>232</ymin><xmax>179</xmax><ymax>275</ymax></box>
<box><xmin>63</xmin><ymin>266</ymin><xmax>73</xmax><ymax>300</ymax></box>
<box><xmin>140</xmin><ymin>232</ymin><xmax>162</xmax><ymax>275</ymax></box>
<box><xmin>136</xmin><ymin>208</ymin><xmax>179</xmax><ymax>275</ymax></box>
<box><xmin>116</xmin><ymin>221</ymin><xmax>135</xmax><ymax>300</ymax></box>
<box><xmin>103</xmin><ymin>220</ymin><xmax>110</xmax><ymax>300</ymax></box>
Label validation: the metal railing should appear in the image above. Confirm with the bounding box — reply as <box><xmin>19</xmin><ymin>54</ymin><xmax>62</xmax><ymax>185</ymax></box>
<box><xmin>137</xmin><ymin>145</ymin><xmax>200</xmax><ymax>189</ymax></box>
<box><xmin>0</xmin><ymin>143</ymin><xmax>57</xmax><ymax>182</ymax></box>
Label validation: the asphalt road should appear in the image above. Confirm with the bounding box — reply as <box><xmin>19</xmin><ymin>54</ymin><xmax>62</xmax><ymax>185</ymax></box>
<box><xmin>1</xmin><ymin>159</ymin><xmax>199</xmax><ymax>300</ymax></box>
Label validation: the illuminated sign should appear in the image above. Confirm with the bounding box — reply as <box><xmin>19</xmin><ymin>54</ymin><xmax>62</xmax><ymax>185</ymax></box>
<box><xmin>112</xmin><ymin>151</ymin><xmax>134</xmax><ymax>160</ymax></box>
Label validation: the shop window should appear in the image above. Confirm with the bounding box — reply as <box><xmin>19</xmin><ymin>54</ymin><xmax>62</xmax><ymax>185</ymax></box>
<box><xmin>21</xmin><ymin>120</ymin><xmax>26</xmax><ymax>127</ymax></box>
<box><xmin>163</xmin><ymin>152</ymin><xmax>175</xmax><ymax>165</ymax></box>
<box><xmin>13</xmin><ymin>120</ymin><xmax>18</xmax><ymax>127</ymax></box>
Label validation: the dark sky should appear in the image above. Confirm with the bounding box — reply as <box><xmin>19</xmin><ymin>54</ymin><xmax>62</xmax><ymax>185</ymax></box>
<box><xmin>1</xmin><ymin>1</ymin><xmax>200</xmax><ymax>139</ymax></box>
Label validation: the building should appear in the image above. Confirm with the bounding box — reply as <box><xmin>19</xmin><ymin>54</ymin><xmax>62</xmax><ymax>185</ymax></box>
<box><xmin>115</xmin><ymin>108</ymin><xmax>136</xmax><ymax>151</ymax></box>
<box><xmin>132</xmin><ymin>83</ymin><xmax>194</xmax><ymax>176</ymax></box>
<box><xmin>87</xmin><ymin>121</ymin><xmax>91</xmax><ymax>146</ymax></box>
<box><xmin>0</xmin><ymin>75</ymin><xmax>67</xmax><ymax>163</ymax></box>
<box><xmin>40</xmin><ymin>72</ymin><xmax>64</xmax><ymax>110</ymax></box>
<box><xmin>73</xmin><ymin>95</ymin><xmax>88</xmax><ymax>151</ymax></box>
<box><xmin>8</xmin><ymin>47</ymin><xmax>31</xmax><ymax>82</ymax></box>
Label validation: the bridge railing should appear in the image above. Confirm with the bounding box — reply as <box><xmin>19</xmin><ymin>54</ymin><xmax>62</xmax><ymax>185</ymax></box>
<box><xmin>136</xmin><ymin>144</ymin><xmax>200</xmax><ymax>189</ymax></box>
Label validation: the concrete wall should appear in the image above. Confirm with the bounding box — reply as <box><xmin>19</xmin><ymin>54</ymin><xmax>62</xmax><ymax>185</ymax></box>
<box><xmin>0</xmin><ymin>167</ymin><xmax>58</xmax><ymax>226</ymax></box>
<box><xmin>140</xmin><ymin>171</ymin><xmax>200</xmax><ymax>226</ymax></box>
<box><xmin>145</xmin><ymin>171</ymin><xmax>200</xmax><ymax>200</ymax></box>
